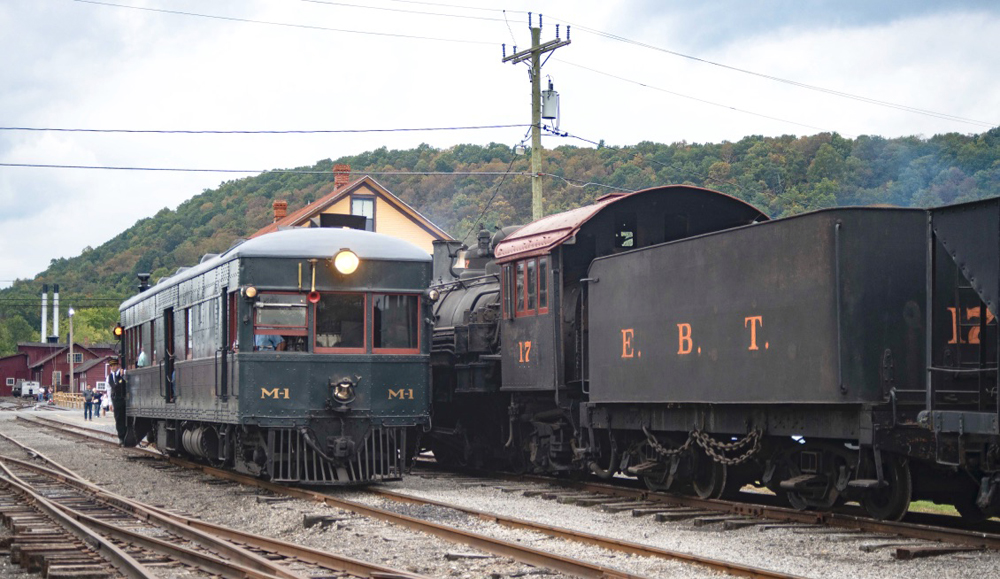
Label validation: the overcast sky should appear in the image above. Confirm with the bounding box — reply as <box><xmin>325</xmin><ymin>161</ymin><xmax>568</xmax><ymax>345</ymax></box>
<box><xmin>1</xmin><ymin>0</ymin><xmax>998</xmax><ymax>288</ymax></box>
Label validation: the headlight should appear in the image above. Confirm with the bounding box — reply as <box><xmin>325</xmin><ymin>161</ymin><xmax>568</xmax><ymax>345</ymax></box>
<box><xmin>331</xmin><ymin>379</ymin><xmax>356</xmax><ymax>403</ymax></box>
<box><xmin>244</xmin><ymin>285</ymin><xmax>258</xmax><ymax>298</ymax></box>
<box><xmin>333</xmin><ymin>249</ymin><xmax>359</xmax><ymax>275</ymax></box>
<box><xmin>426</xmin><ymin>288</ymin><xmax>440</xmax><ymax>302</ymax></box>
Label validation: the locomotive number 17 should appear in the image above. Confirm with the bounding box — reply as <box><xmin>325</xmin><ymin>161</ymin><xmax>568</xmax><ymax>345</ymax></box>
<box><xmin>518</xmin><ymin>341</ymin><xmax>533</xmax><ymax>363</ymax></box>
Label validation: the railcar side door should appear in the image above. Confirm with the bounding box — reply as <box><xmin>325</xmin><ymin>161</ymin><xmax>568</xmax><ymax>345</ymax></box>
<box><xmin>500</xmin><ymin>255</ymin><xmax>557</xmax><ymax>391</ymax></box>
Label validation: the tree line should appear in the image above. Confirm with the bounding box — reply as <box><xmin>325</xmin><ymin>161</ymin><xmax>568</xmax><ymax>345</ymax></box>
<box><xmin>2</xmin><ymin>128</ymin><xmax>999</xmax><ymax>355</ymax></box>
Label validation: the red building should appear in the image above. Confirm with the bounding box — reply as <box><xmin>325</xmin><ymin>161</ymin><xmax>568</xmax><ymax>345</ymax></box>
<box><xmin>0</xmin><ymin>353</ymin><xmax>30</xmax><ymax>396</ymax></box>
<box><xmin>0</xmin><ymin>342</ymin><xmax>118</xmax><ymax>395</ymax></box>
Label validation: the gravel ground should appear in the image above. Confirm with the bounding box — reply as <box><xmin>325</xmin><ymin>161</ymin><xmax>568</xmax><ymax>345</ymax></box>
<box><xmin>1</xmin><ymin>405</ymin><xmax>998</xmax><ymax>579</ymax></box>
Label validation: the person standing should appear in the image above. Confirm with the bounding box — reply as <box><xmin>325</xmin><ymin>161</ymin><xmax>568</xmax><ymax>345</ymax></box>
<box><xmin>108</xmin><ymin>359</ymin><xmax>128</xmax><ymax>445</ymax></box>
<box><xmin>83</xmin><ymin>387</ymin><xmax>94</xmax><ymax>420</ymax></box>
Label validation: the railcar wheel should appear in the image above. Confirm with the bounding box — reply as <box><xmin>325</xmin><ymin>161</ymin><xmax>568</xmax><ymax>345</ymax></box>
<box><xmin>861</xmin><ymin>454</ymin><xmax>911</xmax><ymax>521</ymax></box>
<box><xmin>691</xmin><ymin>455</ymin><xmax>728</xmax><ymax>500</ymax></box>
<box><xmin>643</xmin><ymin>470</ymin><xmax>672</xmax><ymax>492</ymax></box>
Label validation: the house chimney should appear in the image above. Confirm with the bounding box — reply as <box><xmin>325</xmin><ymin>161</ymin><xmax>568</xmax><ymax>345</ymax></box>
<box><xmin>273</xmin><ymin>200</ymin><xmax>288</xmax><ymax>222</ymax></box>
<box><xmin>52</xmin><ymin>284</ymin><xmax>60</xmax><ymax>341</ymax></box>
<box><xmin>333</xmin><ymin>164</ymin><xmax>351</xmax><ymax>190</ymax></box>
<box><xmin>41</xmin><ymin>284</ymin><xmax>48</xmax><ymax>342</ymax></box>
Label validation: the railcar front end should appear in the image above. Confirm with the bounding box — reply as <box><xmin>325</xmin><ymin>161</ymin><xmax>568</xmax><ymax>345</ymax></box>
<box><xmin>119</xmin><ymin>228</ymin><xmax>433</xmax><ymax>485</ymax></box>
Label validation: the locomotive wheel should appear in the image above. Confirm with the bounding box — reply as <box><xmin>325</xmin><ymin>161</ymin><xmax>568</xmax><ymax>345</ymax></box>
<box><xmin>643</xmin><ymin>470</ymin><xmax>672</xmax><ymax>492</ymax></box>
<box><xmin>861</xmin><ymin>454</ymin><xmax>912</xmax><ymax>521</ymax></box>
<box><xmin>691</xmin><ymin>454</ymin><xmax>728</xmax><ymax>500</ymax></box>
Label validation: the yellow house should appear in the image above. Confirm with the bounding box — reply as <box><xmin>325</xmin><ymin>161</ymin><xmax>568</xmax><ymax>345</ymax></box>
<box><xmin>250</xmin><ymin>164</ymin><xmax>452</xmax><ymax>253</ymax></box>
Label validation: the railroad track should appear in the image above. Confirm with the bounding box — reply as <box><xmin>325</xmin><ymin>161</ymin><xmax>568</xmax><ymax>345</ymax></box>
<box><xmin>15</xmin><ymin>414</ymin><xmax>806</xmax><ymax>579</ymax></box>
<box><xmin>0</xmin><ymin>426</ymin><xmax>426</xmax><ymax>579</ymax></box>
<box><xmin>19</xmin><ymin>413</ymin><xmax>1000</xmax><ymax>575</ymax></box>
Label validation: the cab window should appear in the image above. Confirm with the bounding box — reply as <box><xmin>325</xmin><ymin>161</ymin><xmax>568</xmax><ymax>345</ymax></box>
<box><xmin>315</xmin><ymin>293</ymin><xmax>365</xmax><ymax>352</ymax></box>
<box><xmin>373</xmin><ymin>294</ymin><xmax>419</xmax><ymax>353</ymax></box>
<box><xmin>254</xmin><ymin>293</ymin><xmax>308</xmax><ymax>351</ymax></box>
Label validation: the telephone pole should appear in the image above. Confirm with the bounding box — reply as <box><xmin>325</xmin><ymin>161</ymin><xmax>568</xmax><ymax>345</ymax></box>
<box><xmin>503</xmin><ymin>14</ymin><xmax>570</xmax><ymax>221</ymax></box>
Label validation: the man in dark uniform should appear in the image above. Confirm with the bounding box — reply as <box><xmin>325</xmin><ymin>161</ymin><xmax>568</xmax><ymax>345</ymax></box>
<box><xmin>108</xmin><ymin>359</ymin><xmax>128</xmax><ymax>445</ymax></box>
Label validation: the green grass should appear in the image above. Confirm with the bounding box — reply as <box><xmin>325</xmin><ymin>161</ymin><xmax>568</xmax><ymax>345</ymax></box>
<box><xmin>907</xmin><ymin>500</ymin><xmax>960</xmax><ymax>517</ymax></box>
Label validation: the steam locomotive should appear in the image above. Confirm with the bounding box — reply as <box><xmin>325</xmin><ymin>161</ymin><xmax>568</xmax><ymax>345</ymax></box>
<box><xmin>427</xmin><ymin>185</ymin><xmax>1000</xmax><ymax>521</ymax></box>
<box><xmin>118</xmin><ymin>227</ymin><xmax>433</xmax><ymax>484</ymax></box>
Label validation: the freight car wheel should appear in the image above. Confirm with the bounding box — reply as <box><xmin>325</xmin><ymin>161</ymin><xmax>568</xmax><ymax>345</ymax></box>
<box><xmin>861</xmin><ymin>454</ymin><xmax>911</xmax><ymax>521</ymax></box>
<box><xmin>691</xmin><ymin>454</ymin><xmax>727</xmax><ymax>500</ymax></box>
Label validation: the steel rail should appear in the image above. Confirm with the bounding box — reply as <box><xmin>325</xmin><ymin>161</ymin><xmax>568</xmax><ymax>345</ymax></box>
<box><xmin>17</xmin><ymin>416</ymin><xmax>659</xmax><ymax>579</ymax></box>
<box><xmin>2</xmin><ymin>425</ymin><xmax>425</xmax><ymax>579</ymax></box>
<box><xmin>0</xmin><ymin>460</ymin><xmax>158</xmax><ymax>579</ymax></box>
<box><xmin>506</xmin><ymin>471</ymin><xmax>1000</xmax><ymax>550</ymax></box>
<box><xmin>0</xmin><ymin>450</ymin><xmax>302</xmax><ymax>579</ymax></box>
<box><xmin>368</xmin><ymin>486</ymin><xmax>804</xmax><ymax>579</ymax></box>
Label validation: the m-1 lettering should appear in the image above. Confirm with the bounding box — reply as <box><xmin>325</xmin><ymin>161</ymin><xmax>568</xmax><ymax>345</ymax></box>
<box><xmin>389</xmin><ymin>388</ymin><xmax>414</xmax><ymax>400</ymax></box>
<box><xmin>261</xmin><ymin>388</ymin><xmax>290</xmax><ymax>399</ymax></box>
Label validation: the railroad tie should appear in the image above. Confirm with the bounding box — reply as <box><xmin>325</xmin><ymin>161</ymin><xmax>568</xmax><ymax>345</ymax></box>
<box><xmin>893</xmin><ymin>545</ymin><xmax>982</xmax><ymax>560</ymax></box>
<box><xmin>654</xmin><ymin>509</ymin><xmax>717</xmax><ymax>522</ymax></box>
<box><xmin>691</xmin><ymin>515</ymin><xmax>749</xmax><ymax>527</ymax></box>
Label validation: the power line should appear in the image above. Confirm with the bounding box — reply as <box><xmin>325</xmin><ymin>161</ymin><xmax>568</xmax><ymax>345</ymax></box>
<box><xmin>0</xmin><ymin>123</ymin><xmax>529</xmax><ymax>135</ymax></box>
<box><xmin>460</xmin><ymin>154</ymin><xmax>520</xmax><ymax>243</ymax></box>
<box><xmin>0</xmin><ymin>163</ymin><xmax>534</xmax><ymax>176</ymax></box>
<box><xmin>299</xmin><ymin>0</ymin><xmax>510</xmax><ymax>23</ymax></box>
<box><xmin>551</xmin><ymin>17</ymin><xmax>997</xmax><ymax>128</ymax></box>
<box><xmin>74</xmin><ymin>0</ymin><xmax>494</xmax><ymax>45</ymax></box>
<box><xmin>558</xmin><ymin>60</ymin><xmax>842</xmax><ymax>136</ymax></box>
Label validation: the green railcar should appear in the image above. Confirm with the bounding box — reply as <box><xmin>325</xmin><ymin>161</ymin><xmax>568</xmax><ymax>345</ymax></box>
<box><xmin>119</xmin><ymin>228</ymin><xmax>432</xmax><ymax>484</ymax></box>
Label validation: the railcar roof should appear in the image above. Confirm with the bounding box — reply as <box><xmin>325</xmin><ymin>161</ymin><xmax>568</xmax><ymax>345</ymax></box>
<box><xmin>121</xmin><ymin>228</ymin><xmax>429</xmax><ymax>310</ymax></box>
<box><xmin>493</xmin><ymin>185</ymin><xmax>768</xmax><ymax>263</ymax></box>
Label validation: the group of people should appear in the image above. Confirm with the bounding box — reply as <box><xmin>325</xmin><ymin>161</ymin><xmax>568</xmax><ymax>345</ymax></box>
<box><xmin>82</xmin><ymin>385</ymin><xmax>110</xmax><ymax>420</ymax></box>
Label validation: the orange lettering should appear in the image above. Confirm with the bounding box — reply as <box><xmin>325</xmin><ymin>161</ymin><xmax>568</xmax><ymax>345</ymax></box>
<box><xmin>518</xmin><ymin>341</ymin><xmax>532</xmax><ymax>363</ymax></box>
<box><xmin>621</xmin><ymin>329</ymin><xmax>634</xmax><ymax>358</ymax></box>
<box><xmin>965</xmin><ymin>307</ymin><xmax>995</xmax><ymax>344</ymax></box>
<box><xmin>947</xmin><ymin>307</ymin><xmax>961</xmax><ymax>344</ymax></box>
<box><xmin>677</xmin><ymin>323</ymin><xmax>692</xmax><ymax>355</ymax></box>
<box><xmin>745</xmin><ymin>316</ymin><xmax>763</xmax><ymax>351</ymax></box>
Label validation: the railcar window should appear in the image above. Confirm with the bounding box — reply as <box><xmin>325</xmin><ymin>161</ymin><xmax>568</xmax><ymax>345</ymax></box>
<box><xmin>184</xmin><ymin>308</ymin><xmax>193</xmax><ymax>360</ymax></box>
<box><xmin>254</xmin><ymin>293</ymin><xmax>308</xmax><ymax>351</ymax></box>
<box><xmin>255</xmin><ymin>294</ymin><xmax>308</xmax><ymax>328</ymax></box>
<box><xmin>373</xmin><ymin>294</ymin><xmax>419</xmax><ymax>352</ymax></box>
<box><xmin>316</xmin><ymin>293</ymin><xmax>365</xmax><ymax>351</ymax></box>
<box><xmin>527</xmin><ymin>259</ymin><xmax>537</xmax><ymax>311</ymax></box>
<box><xmin>615</xmin><ymin>213</ymin><xmax>636</xmax><ymax>249</ymax></box>
<box><xmin>516</xmin><ymin>261</ymin><xmax>525</xmax><ymax>312</ymax></box>
<box><xmin>173</xmin><ymin>310</ymin><xmax>186</xmax><ymax>361</ymax></box>
<box><xmin>139</xmin><ymin>322</ymin><xmax>152</xmax><ymax>366</ymax></box>
<box><xmin>538</xmin><ymin>256</ymin><xmax>549</xmax><ymax>312</ymax></box>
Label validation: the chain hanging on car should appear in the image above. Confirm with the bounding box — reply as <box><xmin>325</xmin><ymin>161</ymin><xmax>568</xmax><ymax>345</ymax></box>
<box><xmin>694</xmin><ymin>428</ymin><xmax>762</xmax><ymax>465</ymax></box>
<box><xmin>642</xmin><ymin>425</ymin><xmax>693</xmax><ymax>457</ymax></box>
<box><xmin>642</xmin><ymin>425</ymin><xmax>762</xmax><ymax>465</ymax></box>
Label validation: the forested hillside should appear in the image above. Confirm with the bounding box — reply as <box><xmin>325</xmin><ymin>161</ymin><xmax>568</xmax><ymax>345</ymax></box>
<box><xmin>2</xmin><ymin>128</ymin><xmax>999</xmax><ymax>353</ymax></box>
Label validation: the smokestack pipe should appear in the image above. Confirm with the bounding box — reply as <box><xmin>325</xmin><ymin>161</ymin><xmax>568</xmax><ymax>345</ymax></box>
<box><xmin>41</xmin><ymin>284</ymin><xmax>48</xmax><ymax>342</ymax></box>
<box><xmin>52</xmin><ymin>284</ymin><xmax>60</xmax><ymax>340</ymax></box>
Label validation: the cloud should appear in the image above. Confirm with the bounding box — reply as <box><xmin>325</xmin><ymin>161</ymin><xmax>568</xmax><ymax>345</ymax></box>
<box><xmin>1</xmin><ymin>0</ymin><xmax>998</xmax><ymax>286</ymax></box>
